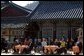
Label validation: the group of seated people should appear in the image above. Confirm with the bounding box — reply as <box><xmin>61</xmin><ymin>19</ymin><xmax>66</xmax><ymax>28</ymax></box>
<box><xmin>1</xmin><ymin>37</ymin><xmax>83</xmax><ymax>55</ymax></box>
<box><xmin>12</xmin><ymin>38</ymin><xmax>34</xmax><ymax>54</ymax></box>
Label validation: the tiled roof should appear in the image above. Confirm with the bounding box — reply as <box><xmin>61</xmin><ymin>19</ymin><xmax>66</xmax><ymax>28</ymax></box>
<box><xmin>1</xmin><ymin>1</ymin><xmax>32</xmax><ymax>24</ymax></box>
<box><xmin>1</xmin><ymin>2</ymin><xmax>32</xmax><ymax>14</ymax></box>
<box><xmin>30</xmin><ymin>1</ymin><xmax>83</xmax><ymax>19</ymax></box>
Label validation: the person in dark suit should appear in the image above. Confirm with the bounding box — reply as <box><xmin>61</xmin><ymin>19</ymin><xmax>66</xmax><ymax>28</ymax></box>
<box><xmin>35</xmin><ymin>38</ymin><xmax>42</xmax><ymax>52</ymax></box>
<box><xmin>1</xmin><ymin>38</ymin><xmax>8</xmax><ymax>53</ymax></box>
<box><xmin>50</xmin><ymin>38</ymin><xmax>54</xmax><ymax>45</ymax></box>
<box><xmin>54</xmin><ymin>39</ymin><xmax>58</xmax><ymax>46</ymax></box>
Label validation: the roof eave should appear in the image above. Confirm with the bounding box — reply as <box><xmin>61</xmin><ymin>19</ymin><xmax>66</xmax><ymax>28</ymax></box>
<box><xmin>10</xmin><ymin>2</ymin><xmax>32</xmax><ymax>13</ymax></box>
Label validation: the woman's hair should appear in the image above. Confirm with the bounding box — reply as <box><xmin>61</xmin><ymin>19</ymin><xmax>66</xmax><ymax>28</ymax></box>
<box><xmin>19</xmin><ymin>42</ymin><xmax>23</xmax><ymax>45</ymax></box>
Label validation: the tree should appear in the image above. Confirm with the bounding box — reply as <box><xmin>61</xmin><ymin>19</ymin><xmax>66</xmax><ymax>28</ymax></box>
<box><xmin>24</xmin><ymin>22</ymin><xmax>39</xmax><ymax>38</ymax></box>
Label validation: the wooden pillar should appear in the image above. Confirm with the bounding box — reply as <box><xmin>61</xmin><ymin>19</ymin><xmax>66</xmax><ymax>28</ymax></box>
<box><xmin>38</xmin><ymin>31</ymin><xmax>39</xmax><ymax>39</ymax></box>
<box><xmin>37</xmin><ymin>22</ymin><xmax>40</xmax><ymax>39</ymax></box>
<box><xmin>40</xmin><ymin>21</ymin><xmax>42</xmax><ymax>39</ymax></box>
<box><xmin>9</xmin><ymin>28</ymin><xmax>11</xmax><ymax>41</ymax></box>
<box><xmin>69</xmin><ymin>24</ymin><xmax>71</xmax><ymax>39</ymax></box>
<box><xmin>53</xmin><ymin>21</ymin><xmax>56</xmax><ymax>39</ymax></box>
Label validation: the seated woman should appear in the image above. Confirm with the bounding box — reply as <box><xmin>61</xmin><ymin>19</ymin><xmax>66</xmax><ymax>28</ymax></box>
<box><xmin>22</xmin><ymin>38</ymin><xmax>29</xmax><ymax>53</ymax></box>
<box><xmin>41</xmin><ymin>38</ymin><xmax>47</xmax><ymax>47</ymax></box>
<box><xmin>36</xmin><ymin>38</ymin><xmax>42</xmax><ymax>52</ymax></box>
<box><xmin>24</xmin><ymin>38</ymin><xmax>35</xmax><ymax>54</ymax></box>
<box><xmin>54</xmin><ymin>39</ymin><xmax>61</xmax><ymax>54</ymax></box>
<box><xmin>54</xmin><ymin>39</ymin><xmax>58</xmax><ymax>46</ymax></box>
<box><xmin>60</xmin><ymin>38</ymin><xmax>67</xmax><ymax>54</ymax></box>
<box><xmin>41</xmin><ymin>38</ymin><xmax>48</xmax><ymax>54</ymax></box>
<box><xmin>50</xmin><ymin>38</ymin><xmax>54</xmax><ymax>45</ymax></box>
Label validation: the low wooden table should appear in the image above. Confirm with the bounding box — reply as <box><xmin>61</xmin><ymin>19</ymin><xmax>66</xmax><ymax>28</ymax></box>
<box><xmin>72</xmin><ymin>46</ymin><xmax>80</xmax><ymax>54</ymax></box>
<box><xmin>44</xmin><ymin>45</ymin><xmax>59</xmax><ymax>54</ymax></box>
<box><xmin>15</xmin><ymin>45</ymin><xmax>28</xmax><ymax>53</ymax></box>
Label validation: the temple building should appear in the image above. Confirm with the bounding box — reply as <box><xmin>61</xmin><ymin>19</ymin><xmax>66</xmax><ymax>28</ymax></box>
<box><xmin>28</xmin><ymin>1</ymin><xmax>83</xmax><ymax>41</ymax></box>
<box><xmin>1</xmin><ymin>1</ymin><xmax>32</xmax><ymax>43</ymax></box>
<box><xmin>1</xmin><ymin>1</ymin><xmax>83</xmax><ymax>43</ymax></box>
